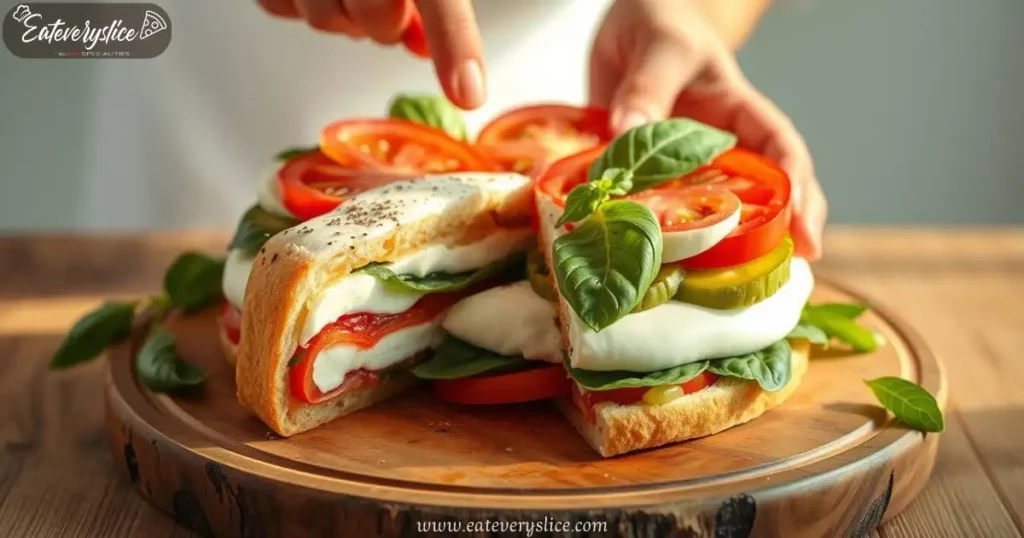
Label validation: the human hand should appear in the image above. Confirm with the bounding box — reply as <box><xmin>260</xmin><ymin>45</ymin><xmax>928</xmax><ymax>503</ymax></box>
<box><xmin>257</xmin><ymin>0</ymin><xmax>487</xmax><ymax>109</ymax></box>
<box><xmin>589</xmin><ymin>0</ymin><xmax>825</xmax><ymax>260</ymax></box>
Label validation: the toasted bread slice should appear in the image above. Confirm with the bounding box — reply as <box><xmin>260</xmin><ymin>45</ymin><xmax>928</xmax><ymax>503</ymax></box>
<box><xmin>235</xmin><ymin>173</ymin><xmax>534</xmax><ymax>436</ymax></box>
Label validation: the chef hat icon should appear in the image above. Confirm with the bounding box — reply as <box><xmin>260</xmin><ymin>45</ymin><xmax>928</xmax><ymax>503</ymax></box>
<box><xmin>12</xmin><ymin>5</ymin><xmax>31</xmax><ymax>23</ymax></box>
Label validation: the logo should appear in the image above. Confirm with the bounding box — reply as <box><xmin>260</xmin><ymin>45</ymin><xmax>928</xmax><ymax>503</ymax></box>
<box><xmin>4</xmin><ymin>3</ymin><xmax>171</xmax><ymax>59</ymax></box>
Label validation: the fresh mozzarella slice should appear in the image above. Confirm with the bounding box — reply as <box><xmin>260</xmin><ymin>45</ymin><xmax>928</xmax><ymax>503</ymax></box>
<box><xmin>442</xmin><ymin>281</ymin><xmax>562</xmax><ymax>363</ymax></box>
<box><xmin>662</xmin><ymin>203</ymin><xmax>741</xmax><ymax>262</ymax></box>
<box><xmin>567</xmin><ymin>257</ymin><xmax>814</xmax><ymax>372</ymax></box>
<box><xmin>312</xmin><ymin>321</ymin><xmax>445</xmax><ymax>393</ymax></box>
<box><xmin>223</xmin><ymin>249</ymin><xmax>256</xmax><ymax>308</ymax></box>
<box><xmin>256</xmin><ymin>163</ymin><xmax>295</xmax><ymax>218</ymax></box>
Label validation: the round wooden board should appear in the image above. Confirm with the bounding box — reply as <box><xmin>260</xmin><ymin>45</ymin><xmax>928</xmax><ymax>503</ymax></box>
<box><xmin>104</xmin><ymin>276</ymin><xmax>946</xmax><ymax>538</ymax></box>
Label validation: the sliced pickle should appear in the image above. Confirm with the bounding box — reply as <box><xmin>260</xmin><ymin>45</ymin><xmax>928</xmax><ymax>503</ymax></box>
<box><xmin>633</xmin><ymin>265</ymin><xmax>686</xmax><ymax>313</ymax></box>
<box><xmin>642</xmin><ymin>385</ymin><xmax>685</xmax><ymax>405</ymax></box>
<box><xmin>526</xmin><ymin>249</ymin><xmax>557</xmax><ymax>301</ymax></box>
<box><xmin>676</xmin><ymin>237</ymin><xmax>794</xmax><ymax>309</ymax></box>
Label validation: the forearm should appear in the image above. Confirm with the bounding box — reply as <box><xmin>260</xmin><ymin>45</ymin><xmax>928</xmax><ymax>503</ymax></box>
<box><xmin>691</xmin><ymin>0</ymin><xmax>771</xmax><ymax>50</ymax></box>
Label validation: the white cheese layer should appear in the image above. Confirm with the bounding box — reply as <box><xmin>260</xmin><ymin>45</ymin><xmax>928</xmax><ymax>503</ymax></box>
<box><xmin>256</xmin><ymin>163</ymin><xmax>295</xmax><ymax>218</ymax></box>
<box><xmin>568</xmin><ymin>258</ymin><xmax>815</xmax><ymax>372</ymax></box>
<box><xmin>312</xmin><ymin>320</ymin><xmax>446</xmax><ymax>393</ymax></box>
<box><xmin>442</xmin><ymin>281</ymin><xmax>562</xmax><ymax>363</ymax></box>
<box><xmin>223</xmin><ymin>249</ymin><xmax>256</xmax><ymax>309</ymax></box>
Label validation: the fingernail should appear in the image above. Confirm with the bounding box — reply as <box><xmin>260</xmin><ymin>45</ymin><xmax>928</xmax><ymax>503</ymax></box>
<box><xmin>452</xmin><ymin>59</ymin><xmax>485</xmax><ymax>109</ymax></box>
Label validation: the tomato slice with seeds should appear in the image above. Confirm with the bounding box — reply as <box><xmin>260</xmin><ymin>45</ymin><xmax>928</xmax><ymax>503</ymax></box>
<box><xmin>477</xmin><ymin>105</ymin><xmax>611</xmax><ymax>177</ymax></box>
<box><xmin>277</xmin><ymin>151</ymin><xmax>408</xmax><ymax>221</ymax></box>
<box><xmin>433</xmin><ymin>364</ymin><xmax>571</xmax><ymax>405</ymax></box>
<box><xmin>572</xmin><ymin>371</ymin><xmax>719</xmax><ymax>423</ymax></box>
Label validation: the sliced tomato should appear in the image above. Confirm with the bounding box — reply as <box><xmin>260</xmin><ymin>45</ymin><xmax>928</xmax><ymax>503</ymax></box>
<box><xmin>276</xmin><ymin>150</ymin><xmax>407</xmax><ymax>221</ymax></box>
<box><xmin>536</xmin><ymin>146</ymin><xmax>791</xmax><ymax>268</ymax></box>
<box><xmin>477</xmin><ymin>105</ymin><xmax>611</xmax><ymax>177</ymax></box>
<box><xmin>433</xmin><ymin>364</ymin><xmax>571</xmax><ymax>405</ymax></box>
<box><xmin>320</xmin><ymin>119</ymin><xmax>499</xmax><ymax>174</ymax></box>
<box><xmin>221</xmin><ymin>303</ymin><xmax>242</xmax><ymax>345</ymax></box>
<box><xmin>572</xmin><ymin>371</ymin><xmax>719</xmax><ymax>422</ymax></box>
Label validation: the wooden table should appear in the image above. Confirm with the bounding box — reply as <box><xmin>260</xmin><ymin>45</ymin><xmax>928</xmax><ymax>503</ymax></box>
<box><xmin>1</xmin><ymin>228</ymin><xmax>1022</xmax><ymax>538</ymax></box>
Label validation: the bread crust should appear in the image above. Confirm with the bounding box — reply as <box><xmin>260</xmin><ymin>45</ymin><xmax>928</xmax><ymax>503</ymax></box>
<box><xmin>556</xmin><ymin>339</ymin><xmax>810</xmax><ymax>457</ymax></box>
<box><xmin>235</xmin><ymin>174</ymin><xmax>534</xmax><ymax>437</ymax></box>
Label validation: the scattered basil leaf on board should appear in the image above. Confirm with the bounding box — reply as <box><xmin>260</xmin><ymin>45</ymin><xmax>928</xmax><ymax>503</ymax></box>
<box><xmin>228</xmin><ymin>204</ymin><xmax>300</xmax><ymax>253</ymax></box>
<box><xmin>706</xmin><ymin>340</ymin><xmax>792</xmax><ymax>392</ymax></box>
<box><xmin>275</xmin><ymin>145</ymin><xmax>319</xmax><ymax>161</ymax></box>
<box><xmin>164</xmin><ymin>252</ymin><xmax>226</xmax><ymax>313</ymax></box>
<box><xmin>412</xmin><ymin>337</ymin><xmax>530</xmax><ymax>380</ymax></box>
<box><xmin>787</xmin><ymin>322</ymin><xmax>830</xmax><ymax>345</ymax></box>
<box><xmin>556</xmin><ymin>168</ymin><xmax>635</xmax><ymax>227</ymax></box>
<box><xmin>388</xmin><ymin>93</ymin><xmax>468</xmax><ymax>141</ymax></box>
<box><xmin>801</xmin><ymin>306</ymin><xmax>880</xmax><ymax>352</ymax></box>
<box><xmin>565</xmin><ymin>356</ymin><xmax>710</xmax><ymax>391</ymax></box>
<box><xmin>864</xmin><ymin>377</ymin><xmax>944</xmax><ymax>432</ymax></box>
<box><xmin>135</xmin><ymin>330</ymin><xmax>206</xmax><ymax>393</ymax></box>
<box><xmin>49</xmin><ymin>301</ymin><xmax>136</xmax><ymax>370</ymax></box>
<box><xmin>811</xmin><ymin>302</ymin><xmax>870</xmax><ymax>320</ymax></box>
<box><xmin>588</xmin><ymin>118</ymin><xmax>737</xmax><ymax>192</ymax></box>
<box><xmin>360</xmin><ymin>254</ymin><xmax>524</xmax><ymax>294</ymax></box>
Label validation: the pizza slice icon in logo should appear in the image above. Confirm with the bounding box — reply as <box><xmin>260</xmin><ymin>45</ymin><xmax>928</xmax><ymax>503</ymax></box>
<box><xmin>139</xmin><ymin>10</ymin><xmax>167</xmax><ymax>40</ymax></box>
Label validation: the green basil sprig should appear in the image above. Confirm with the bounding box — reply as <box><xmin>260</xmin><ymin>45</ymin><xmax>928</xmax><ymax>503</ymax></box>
<box><xmin>228</xmin><ymin>205</ymin><xmax>299</xmax><ymax>253</ymax></box>
<box><xmin>786</xmin><ymin>322</ymin><xmax>830</xmax><ymax>345</ymax></box>
<box><xmin>588</xmin><ymin>118</ymin><xmax>736</xmax><ymax>192</ymax></box>
<box><xmin>705</xmin><ymin>340</ymin><xmax>791</xmax><ymax>392</ymax></box>
<box><xmin>164</xmin><ymin>253</ymin><xmax>225</xmax><ymax>313</ymax></box>
<box><xmin>274</xmin><ymin>145</ymin><xmax>319</xmax><ymax>161</ymax></box>
<box><xmin>565</xmin><ymin>356</ymin><xmax>709</xmax><ymax>392</ymax></box>
<box><xmin>800</xmin><ymin>302</ymin><xmax>883</xmax><ymax>352</ymax></box>
<box><xmin>388</xmin><ymin>93</ymin><xmax>468</xmax><ymax>141</ymax></box>
<box><xmin>553</xmin><ymin>200</ymin><xmax>662</xmax><ymax>331</ymax></box>
<box><xmin>412</xmin><ymin>337</ymin><xmax>529</xmax><ymax>380</ymax></box>
<box><xmin>360</xmin><ymin>254</ymin><xmax>524</xmax><ymax>294</ymax></box>
<box><xmin>865</xmin><ymin>377</ymin><xmax>944</xmax><ymax>432</ymax></box>
<box><xmin>49</xmin><ymin>301</ymin><xmax>137</xmax><ymax>370</ymax></box>
<box><xmin>556</xmin><ymin>168</ymin><xmax>633</xmax><ymax>228</ymax></box>
<box><xmin>135</xmin><ymin>329</ymin><xmax>206</xmax><ymax>392</ymax></box>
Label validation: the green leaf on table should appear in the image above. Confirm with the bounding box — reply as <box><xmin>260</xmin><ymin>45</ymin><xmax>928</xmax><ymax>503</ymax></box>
<box><xmin>163</xmin><ymin>252</ymin><xmax>226</xmax><ymax>313</ymax></box>
<box><xmin>135</xmin><ymin>330</ymin><xmax>206</xmax><ymax>392</ymax></box>
<box><xmin>787</xmin><ymin>322</ymin><xmax>830</xmax><ymax>345</ymax></box>
<box><xmin>565</xmin><ymin>356</ymin><xmax>710</xmax><ymax>392</ymax></box>
<box><xmin>588</xmin><ymin>118</ymin><xmax>736</xmax><ymax>192</ymax></box>
<box><xmin>706</xmin><ymin>340</ymin><xmax>792</xmax><ymax>391</ymax></box>
<box><xmin>360</xmin><ymin>254</ymin><xmax>524</xmax><ymax>294</ymax></box>
<box><xmin>809</xmin><ymin>302</ymin><xmax>870</xmax><ymax>320</ymax></box>
<box><xmin>49</xmin><ymin>301</ymin><xmax>136</xmax><ymax>370</ymax></box>
<box><xmin>412</xmin><ymin>337</ymin><xmax>529</xmax><ymax>380</ymax></box>
<box><xmin>388</xmin><ymin>93</ymin><xmax>468</xmax><ymax>140</ymax></box>
<box><xmin>864</xmin><ymin>377</ymin><xmax>944</xmax><ymax>432</ymax></box>
<box><xmin>800</xmin><ymin>305</ymin><xmax>881</xmax><ymax>352</ymax></box>
<box><xmin>228</xmin><ymin>204</ymin><xmax>300</xmax><ymax>253</ymax></box>
<box><xmin>274</xmin><ymin>145</ymin><xmax>319</xmax><ymax>161</ymax></box>
<box><xmin>553</xmin><ymin>200</ymin><xmax>662</xmax><ymax>331</ymax></box>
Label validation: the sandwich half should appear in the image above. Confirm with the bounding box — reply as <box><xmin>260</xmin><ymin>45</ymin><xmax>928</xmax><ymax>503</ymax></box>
<box><xmin>234</xmin><ymin>172</ymin><xmax>534</xmax><ymax>436</ymax></box>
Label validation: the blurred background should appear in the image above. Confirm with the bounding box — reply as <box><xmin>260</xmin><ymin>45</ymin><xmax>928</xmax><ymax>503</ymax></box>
<box><xmin>1</xmin><ymin>0</ymin><xmax>1022</xmax><ymax>230</ymax></box>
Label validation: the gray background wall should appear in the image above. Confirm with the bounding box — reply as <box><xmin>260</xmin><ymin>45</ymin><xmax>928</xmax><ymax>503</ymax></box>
<box><xmin>1</xmin><ymin>0</ymin><xmax>1022</xmax><ymax>230</ymax></box>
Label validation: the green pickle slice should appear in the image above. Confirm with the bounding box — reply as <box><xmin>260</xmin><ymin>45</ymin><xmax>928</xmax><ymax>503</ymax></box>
<box><xmin>526</xmin><ymin>249</ymin><xmax>557</xmax><ymax>301</ymax></box>
<box><xmin>675</xmin><ymin>237</ymin><xmax>794</xmax><ymax>309</ymax></box>
<box><xmin>633</xmin><ymin>265</ymin><xmax>685</xmax><ymax>313</ymax></box>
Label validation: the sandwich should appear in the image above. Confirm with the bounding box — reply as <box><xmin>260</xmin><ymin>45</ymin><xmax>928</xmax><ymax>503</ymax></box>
<box><xmin>534</xmin><ymin>119</ymin><xmax>813</xmax><ymax>457</ymax></box>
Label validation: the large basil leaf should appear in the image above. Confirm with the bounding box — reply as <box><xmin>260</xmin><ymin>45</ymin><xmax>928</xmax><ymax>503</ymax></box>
<box><xmin>228</xmin><ymin>204</ymin><xmax>299</xmax><ymax>253</ymax></box>
<box><xmin>388</xmin><ymin>93</ymin><xmax>467</xmax><ymax>141</ymax></box>
<box><xmin>274</xmin><ymin>145</ymin><xmax>319</xmax><ymax>161</ymax></box>
<box><xmin>787</xmin><ymin>322</ymin><xmax>830</xmax><ymax>345</ymax></box>
<box><xmin>801</xmin><ymin>306</ymin><xmax>881</xmax><ymax>352</ymax></box>
<box><xmin>565</xmin><ymin>356</ymin><xmax>709</xmax><ymax>391</ymax></box>
<box><xmin>553</xmin><ymin>200</ymin><xmax>662</xmax><ymax>331</ymax></box>
<box><xmin>163</xmin><ymin>252</ymin><xmax>225</xmax><ymax>313</ymax></box>
<box><xmin>412</xmin><ymin>337</ymin><xmax>529</xmax><ymax>380</ymax></box>
<box><xmin>135</xmin><ymin>330</ymin><xmax>205</xmax><ymax>392</ymax></box>
<box><xmin>588</xmin><ymin>118</ymin><xmax>736</xmax><ymax>192</ymax></box>
<box><xmin>360</xmin><ymin>254</ymin><xmax>524</xmax><ymax>294</ymax></box>
<box><xmin>865</xmin><ymin>377</ymin><xmax>944</xmax><ymax>432</ymax></box>
<box><xmin>49</xmin><ymin>301</ymin><xmax>136</xmax><ymax>370</ymax></box>
<box><xmin>706</xmin><ymin>340</ymin><xmax>792</xmax><ymax>392</ymax></box>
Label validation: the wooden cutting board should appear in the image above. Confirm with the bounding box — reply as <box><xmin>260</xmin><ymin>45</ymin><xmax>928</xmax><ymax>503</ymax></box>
<box><xmin>103</xmin><ymin>276</ymin><xmax>946</xmax><ymax>538</ymax></box>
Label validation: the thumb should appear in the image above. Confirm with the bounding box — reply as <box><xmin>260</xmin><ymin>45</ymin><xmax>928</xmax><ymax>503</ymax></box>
<box><xmin>414</xmin><ymin>0</ymin><xmax>486</xmax><ymax>109</ymax></box>
<box><xmin>610</xmin><ymin>39</ymin><xmax>704</xmax><ymax>134</ymax></box>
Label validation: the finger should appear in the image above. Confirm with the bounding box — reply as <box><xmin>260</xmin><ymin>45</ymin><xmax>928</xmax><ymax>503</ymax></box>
<box><xmin>790</xmin><ymin>173</ymin><xmax>827</xmax><ymax>260</ymax></box>
<box><xmin>609</xmin><ymin>37</ymin><xmax>707</xmax><ymax>134</ymax></box>
<box><xmin>295</xmin><ymin>0</ymin><xmax>365</xmax><ymax>36</ymax></box>
<box><xmin>414</xmin><ymin>0</ymin><xmax>485</xmax><ymax>109</ymax></box>
<box><xmin>401</xmin><ymin>8</ymin><xmax>430</xmax><ymax>58</ymax></box>
<box><xmin>259</xmin><ymin>0</ymin><xmax>300</xmax><ymax>18</ymax></box>
<box><xmin>343</xmin><ymin>0</ymin><xmax>409</xmax><ymax>45</ymax></box>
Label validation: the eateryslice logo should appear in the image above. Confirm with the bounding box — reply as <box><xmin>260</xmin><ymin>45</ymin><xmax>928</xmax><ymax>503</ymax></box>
<box><xmin>11</xmin><ymin>3</ymin><xmax>166</xmax><ymax>51</ymax></box>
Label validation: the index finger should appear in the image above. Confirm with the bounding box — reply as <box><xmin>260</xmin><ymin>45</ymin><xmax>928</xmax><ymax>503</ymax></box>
<box><xmin>414</xmin><ymin>0</ymin><xmax>486</xmax><ymax>109</ymax></box>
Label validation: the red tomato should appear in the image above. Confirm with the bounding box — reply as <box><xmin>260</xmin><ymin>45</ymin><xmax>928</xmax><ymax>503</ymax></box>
<box><xmin>220</xmin><ymin>303</ymin><xmax>242</xmax><ymax>345</ymax></box>
<box><xmin>277</xmin><ymin>151</ymin><xmax>408</xmax><ymax>221</ymax></box>
<box><xmin>320</xmin><ymin>119</ymin><xmax>499</xmax><ymax>174</ymax></box>
<box><xmin>629</xmin><ymin>184</ymin><xmax>741</xmax><ymax>232</ymax></box>
<box><xmin>572</xmin><ymin>371</ymin><xmax>720</xmax><ymax>422</ymax></box>
<box><xmin>400</xmin><ymin>9</ymin><xmax>430</xmax><ymax>58</ymax></box>
<box><xmin>433</xmin><ymin>364</ymin><xmax>571</xmax><ymax>405</ymax></box>
<box><xmin>535</xmin><ymin>146</ymin><xmax>791</xmax><ymax>268</ymax></box>
<box><xmin>477</xmin><ymin>105</ymin><xmax>611</xmax><ymax>177</ymax></box>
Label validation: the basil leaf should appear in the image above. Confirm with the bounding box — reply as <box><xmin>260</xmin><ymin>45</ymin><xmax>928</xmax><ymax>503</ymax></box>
<box><xmin>388</xmin><ymin>93</ymin><xmax>468</xmax><ymax>141</ymax></box>
<box><xmin>565</xmin><ymin>357</ymin><xmax>709</xmax><ymax>391</ymax></box>
<box><xmin>807</xmin><ymin>302</ymin><xmax>869</xmax><ymax>320</ymax></box>
<box><xmin>412</xmin><ymin>337</ymin><xmax>529</xmax><ymax>380</ymax></box>
<box><xmin>228</xmin><ymin>204</ymin><xmax>299</xmax><ymax>253</ymax></box>
<box><xmin>801</xmin><ymin>308</ymin><xmax>880</xmax><ymax>352</ymax></box>
<box><xmin>164</xmin><ymin>252</ymin><xmax>226</xmax><ymax>313</ymax></box>
<box><xmin>706</xmin><ymin>341</ymin><xmax>792</xmax><ymax>392</ymax></box>
<box><xmin>275</xmin><ymin>145</ymin><xmax>318</xmax><ymax>161</ymax></box>
<box><xmin>556</xmin><ymin>168</ymin><xmax>636</xmax><ymax>227</ymax></box>
<box><xmin>588</xmin><ymin>118</ymin><xmax>736</xmax><ymax>192</ymax></box>
<box><xmin>864</xmin><ymin>377</ymin><xmax>944</xmax><ymax>432</ymax></box>
<box><xmin>135</xmin><ymin>330</ymin><xmax>205</xmax><ymax>392</ymax></box>
<box><xmin>49</xmin><ymin>301</ymin><xmax>136</xmax><ymax>370</ymax></box>
<box><xmin>553</xmin><ymin>200</ymin><xmax>662</xmax><ymax>331</ymax></box>
<box><xmin>787</xmin><ymin>322</ymin><xmax>830</xmax><ymax>345</ymax></box>
<box><xmin>360</xmin><ymin>254</ymin><xmax>524</xmax><ymax>294</ymax></box>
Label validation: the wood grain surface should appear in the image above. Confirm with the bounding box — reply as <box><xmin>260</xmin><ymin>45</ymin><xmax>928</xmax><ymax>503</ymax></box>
<box><xmin>1</xmin><ymin>228</ymin><xmax>1023</xmax><ymax>537</ymax></box>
